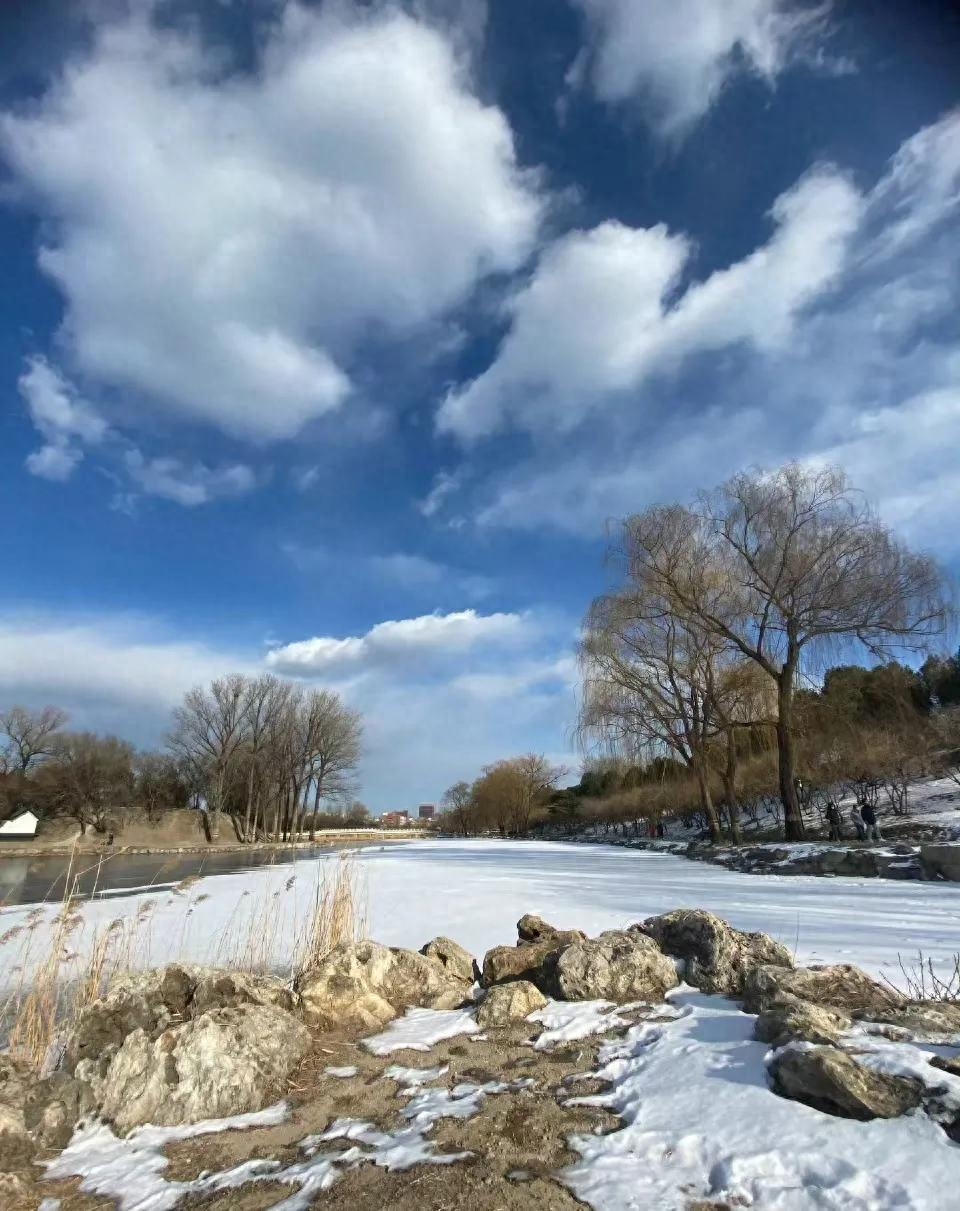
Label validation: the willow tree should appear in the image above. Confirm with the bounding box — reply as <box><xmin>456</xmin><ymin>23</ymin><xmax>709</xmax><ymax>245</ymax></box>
<box><xmin>619</xmin><ymin>464</ymin><xmax>951</xmax><ymax>841</ymax></box>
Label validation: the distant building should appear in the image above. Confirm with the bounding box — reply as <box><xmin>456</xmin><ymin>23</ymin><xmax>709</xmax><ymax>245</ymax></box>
<box><xmin>0</xmin><ymin>810</ymin><xmax>39</xmax><ymax>841</ymax></box>
<box><xmin>418</xmin><ymin>804</ymin><xmax>435</xmax><ymax>820</ymax></box>
<box><xmin>381</xmin><ymin>810</ymin><xmax>410</xmax><ymax>829</ymax></box>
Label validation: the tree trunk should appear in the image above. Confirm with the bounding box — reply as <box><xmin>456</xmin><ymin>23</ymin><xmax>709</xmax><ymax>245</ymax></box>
<box><xmin>777</xmin><ymin>673</ymin><xmax>805</xmax><ymax>841</ymax></box>
<box><xmin>693</xmin><ymin>760</ymin><xmax>722</xmax><ymax>844</ymax></box>
<box><xmin>722</xmin><ymin>730</ymin><xmax>743</xmax><ymax>845</ymax></box>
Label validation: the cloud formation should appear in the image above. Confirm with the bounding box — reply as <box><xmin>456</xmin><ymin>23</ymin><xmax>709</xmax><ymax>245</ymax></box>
<box><xmin>19</xmin><ymin>356</ymin><xmax>108</xmax><ymax>479</ymax></box>
<box><xmin>572</xmin><ymin>0</ymin><xmax>830</xmax><ymax>137</ymax></box>
<box><xmin>440</xmin><ymin>166</ymin><xmax>860</xmax><ymax>439</ymax></box>
<box><xmin>2</xmin><ymin>2</ymin><xmax>541</xmax><ymax>442</ymax></box>
<box><xmin>266</xmin><ymin>609</ymin><xmax>533</xmax><ymax>677</ymax></box>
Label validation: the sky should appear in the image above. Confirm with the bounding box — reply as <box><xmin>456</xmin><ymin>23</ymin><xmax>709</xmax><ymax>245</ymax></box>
<box><xmin>1</xmin><ymin>0</ymin><xmax>959</xmax><ymax>813</ymax></box>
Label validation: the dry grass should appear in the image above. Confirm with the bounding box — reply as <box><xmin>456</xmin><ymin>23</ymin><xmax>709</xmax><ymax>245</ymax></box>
<box><xmin>0</xmin><ymin>849</ymin><xmax>365</xmax><ymax>1072</ymax></box>
<box><xmin>882</xmin><ymin>951</ymin><xmax>960</xmax><ymax>1002</ymax></box>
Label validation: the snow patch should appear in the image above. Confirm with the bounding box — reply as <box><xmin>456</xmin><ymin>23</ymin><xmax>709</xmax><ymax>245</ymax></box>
<box><xmin>323</xmin><ymin>1066</ymin><xmax>359</xmax><ymax>1079</ymax></box>
<box><xmin>363</xmin><ymin>1007</ymin><xmax>481</xmax><ymax>1055</ymax></box>
<box><xmin>529</xmin><ymin>999</ymin><xmax>635</xmax><ymax>1050</ymax></box>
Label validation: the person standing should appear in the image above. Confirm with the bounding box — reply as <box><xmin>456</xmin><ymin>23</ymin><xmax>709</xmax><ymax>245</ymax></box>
<box><xmin>851</xmin><ymin>805</ymin><xmax>867</xmax><ymax>841</ymax></box>
<box><xmin>826</xmin><ymin>801</ymin><xmax>844</xmax><ymax>842</ymax></box>
<box><xmin>859</xmin><ymin>801</ymin><xmax>882</xmax><ymax>842</ymax></box>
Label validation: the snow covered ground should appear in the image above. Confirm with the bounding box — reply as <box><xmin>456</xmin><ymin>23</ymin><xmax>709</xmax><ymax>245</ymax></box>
<box><xmin>3</xmin><ymin>838</ymin><xmax>960</xmax><ymax>994</ymax></box>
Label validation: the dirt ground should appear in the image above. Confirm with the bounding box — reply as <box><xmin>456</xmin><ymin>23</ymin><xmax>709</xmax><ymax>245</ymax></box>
<box><xmin>6</xmin><ymin>1009</ymin><xmax>659</xmax><ymax>1211</ymax></box>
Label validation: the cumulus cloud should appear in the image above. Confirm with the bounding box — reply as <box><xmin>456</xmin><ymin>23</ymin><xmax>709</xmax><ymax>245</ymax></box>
<box><xmin>266</xmin><ymin>609</ymin><xmax>533</xmax><ymax>677</ymax></box>
<box><xmin>19</xmin><ymin>356</ymin><xmax>108</xmax><ymax>479</ymax></box>
<box><xmin>571</xmin><ymin>0</ymin><xmax>830</xmax><ymax>138</ymax></box>
<box><xmin>440</xmin><ymin>166</ymin><xmax>860</xmax><ymax>439</ymax></box>
<box><xmin>473</xmin><ymin>110</ymin><xmax>960</xmax><ymax>547</ymax></box>
<box><xmin>1</xmin><ymin>2</ymin><xmax>541</xmax><ymax>442</ymax></box>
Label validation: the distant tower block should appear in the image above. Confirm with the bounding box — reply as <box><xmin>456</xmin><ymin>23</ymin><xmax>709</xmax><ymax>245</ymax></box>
<box><xmin>418</xmin><ymin>804</ymin><xmax>435</xmax><ymax>820</ymax></box>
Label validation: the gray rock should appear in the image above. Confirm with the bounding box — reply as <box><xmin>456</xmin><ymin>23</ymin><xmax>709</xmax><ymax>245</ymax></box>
<box><xmin>637</xmin><ymin>909</ymin><xmax>793</xmax><ymax>997</ymax></box>
<box><xmin>754</xmin><ymin>996</ymin><xmax>851</xmax><ymax>1048</ymax></box>
<box><xmin>23</xmin><ymin>1073</ymin><xmax>95</xmax><ymax>1151</ymax></box>
<box><xmin>298</xmin><ymin>940</ymin><xmax>470</xmax><ymax>1031</ymax></box>
<box><xmin>88</xmin><ymin>1003</ymin><xmax>311</xmax><ymax>1135</ymax></box>
<box><xmin>769</xmin><ymin>1045</ymin><xmax>923</xmax><ymax>1120</ymax></box>
<box><xmin>0</xmin><ymin>1172</ymin><xmax>29</xmax><ymax>1202</ymax></box>
<box><xmin>0</xmin><ymin>1107</ymin><xmax>34</xmax><ymax>1170</ymax></box>
<box><xmin>419</xmin><ymin>936</ymin><xmax>478</xmax><ymax>985</ymax></box>
<box><xmin>475</xmin><ymin>980</ymin><xmax>547</xmax><ymax>1027</ymax></box>
<box><xmin>920</xmin><ymin>843</ymin><xmax>960</xmax><ymax>882</ymax></box>
<box><xmin>743</xmin><ymin>963</ymin><xmax>902</xmax><ymax>1017</ymax></box>
<box><xmin>552</xmin><ymin>931</ymin><xmax>679</xmax><ymax>1003</ymax></box>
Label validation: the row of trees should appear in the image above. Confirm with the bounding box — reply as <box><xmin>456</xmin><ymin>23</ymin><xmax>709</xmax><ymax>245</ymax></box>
<box><xmin>0</xmin><ymin>675</ymin><xmax>364</xmax><ymax>842</ymax></box>
<box><xmin>576</xmin><ymin>464</ymin><xmax>953</xmax><ymax>843</ymax></box>
<box><xmin>440</xmin><ymin>755</ymin><xmax>566</xmax><ymax>837</ymax></box>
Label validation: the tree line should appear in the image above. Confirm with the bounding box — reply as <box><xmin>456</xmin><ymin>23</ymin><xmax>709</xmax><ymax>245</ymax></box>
<box><xmin>0</xmin><ymin>674</ymin><xmax>364</xmax><ymax>842</ymax></box>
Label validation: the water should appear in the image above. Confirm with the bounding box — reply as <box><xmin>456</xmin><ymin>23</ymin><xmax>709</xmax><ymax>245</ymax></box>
<box><xmin>0</xmin><ymin>842</ymin><xmax>363</xmax><ymax>906</ymax></box>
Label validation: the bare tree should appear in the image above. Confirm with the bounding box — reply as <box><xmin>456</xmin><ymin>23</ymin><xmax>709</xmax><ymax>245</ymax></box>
<box><xmin>33</xmin><ymin>732</ymin><xmax>134</xmax><ymax>834</ymax></box>
<box><xmin>302</xmin><ymin>690</ymin><xmax>362</xmax><ymax>837</ymax></box>
<box><xmin>0</xmin><ymin>706</ymin><xmax>68</xmax><ymax>774</ymax></box>
<box><xmin>619</xmin><ymin>464</ymin><xmax>951</xmax><ymax>840</ymax></box>
<box><xmin>441</xmin><ymin>780</ymin><xmax>473</xmax><ymax>836</ymax></box>
<box><xmin>168</xmin><ymin>675</ymin><xmax>249</xmax><ymax>839</ymax></box>
<box><xmin>471</xmin><ymin>755</ymin><xmax>565</xmax><ymax>836</ymax></box>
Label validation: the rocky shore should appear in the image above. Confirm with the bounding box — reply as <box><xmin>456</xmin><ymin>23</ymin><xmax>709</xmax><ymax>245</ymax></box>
<box><xmin>2</xmin><ymin>909</ymin><xmax>959</xmax><ymax>1209</ymax></box>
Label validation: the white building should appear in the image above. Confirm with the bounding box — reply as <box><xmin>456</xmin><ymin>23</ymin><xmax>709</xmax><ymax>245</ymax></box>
<box><xmin>0</xmin><ymin>810</ymin><xmax>39</xmax><ymax>840</ymax></box>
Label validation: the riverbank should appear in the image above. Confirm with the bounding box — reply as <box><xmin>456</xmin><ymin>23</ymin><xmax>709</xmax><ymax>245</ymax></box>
<box><xmin>0</xmin><ymin>823</ymin><xmax>418</xmax><ymax>862</ymax></box>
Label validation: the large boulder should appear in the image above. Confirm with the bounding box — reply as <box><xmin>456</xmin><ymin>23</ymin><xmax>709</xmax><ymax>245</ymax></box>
<box><xmin>517</xmin><ymin>914</ymin><xmax>571</xmax><ymax>944</ymax></box>
<box><xmin>754</xmin><ymin>996</ymin><xmax>851</xmax><ymax>1048</ymax></box>
<box><xmin>84</xmin><ymin>1003</ymin><xmax>310</xmax><ymax>1135</ymax></box>
<box><xmin>0</xmin><ymin>1056</ymin><xmax>34</xmax><ymax>1170</ymax></box>
<box><xmin>769</xmin><ymin>1045</ymin><xmax>923</xmax><ymax>1120</ymax></box>
<box><xmin>551</xmin><ymin>931</ymin><xmax>679</xmax><ymax>1003</ymax></box>
<box><xmin>920</xmin><ymin>843</ymin><xmax>960</xmax><ymax>882</ymax></box>
<box><xmin>419</xmin><ymin>937</ymin><xmax>478</xmax><ymax>985</ymax></box>
<box><xmin>637</xmin><ymin>909</ymin><xmax>793</xmax><ymax>997</ymax></box>
<box><xmin>297</xmin><ymin>940</ymin><xmax>471</xmax><ymax>1031</ymax></box>
<box><xmin>743</xmin><ymin>963</ymin><xmax>902</xmax><ymax>1017</ymax></box>
<box><xmin>475</xmin><ymin>980</ymin><xmax>548</xmax><ymax>1027</ymax></box>
<box><xmin>480</xmin><ymin>934</ymin><xmax>582</xmax><ymax>991</ymax></box>
<box><xmin>65</xmin><ymin>964</ymin><xmax>299</xmax><ymax>1072</ymax></box>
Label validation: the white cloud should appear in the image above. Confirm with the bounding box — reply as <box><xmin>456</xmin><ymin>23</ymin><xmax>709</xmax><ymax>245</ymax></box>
<box><xmin>440</xmin><ymin>166</ymin><xmax>860</xmax><ymax>439</ymax></box>
<box><xmin>0</xmin><ymin>608</ymin><xmax>576</xmax><ymax>811</ymax></box>
<box><xmin>123</xmin><ymin>450</ymin><xmax>257</xmax><ymax>507</ymax></box>
<box><xmin>2</xmin><ymin>2</ymin><xmax>541</xmax><ymax>442</ymax></box>
<box><xmin>472</xmin><ymin>110</ymin><xmax>960</xmax><ymax>548</ymax></box>
<box><xmin>266</xmin><ymin>608</ymin><xmax>533</xmax><ymax>677</ymax></box>
<box><xmin>19</xmin><ymin>356</ymin><xmax>108</xmax><ymax>478</ymax></box>
<box><xmin>418</xmin><ymin>469</ymin><xmax>464</xmax><ymax>518</ymax></box>
<box><xmin>572</xmin><ymin>0</ymin><xmax>829</xmax><ymax>138</ymax></box>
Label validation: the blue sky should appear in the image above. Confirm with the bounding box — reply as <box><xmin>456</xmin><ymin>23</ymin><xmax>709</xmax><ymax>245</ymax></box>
<box><xmin>2</xmin><ymin>0</ymin><xmax>958</xmax><ymax>812</ymax></box>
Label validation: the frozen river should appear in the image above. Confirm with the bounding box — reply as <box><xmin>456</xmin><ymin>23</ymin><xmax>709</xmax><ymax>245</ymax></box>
<box><xmin>2</xmin><ymin>838</ymin><xmax>959</xmax><ymax>987</ymax></box>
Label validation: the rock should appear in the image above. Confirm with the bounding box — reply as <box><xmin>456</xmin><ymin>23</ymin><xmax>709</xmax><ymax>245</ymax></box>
<box><xmin>517</xmin><ymin>914</ymin><xmax>568</xmax><ymax>944</ymax></box>
<box><xmin>0</xmin><ymin>1107</ymin><xmax>34</xmax><ymax>1170</ymax></box>
<box><xmin>754</xmin><ymin>996</ymin><xmax>851</xmax><ymax>1048</ymax></box>
<box><xmin>858</xmin><ymin>1001</ymin><xmax>960</xmax><ymax>1043</ymax></box>
<box><xmin>0</xmin><ymin>1172</ymin><xmax>28</xmax><ymax>1201</ymax></box>
<box><xmin>769</xmin><ymin>1045</ymin><xmax>923</xmax><ymax>1120</ymax></box>
<box><xmin>475</xmin><ymin>980</ymin><xmax>548</xmax><ymax>1027</ymax></box>
<box><xmin>65</xmin><ymin>964</ymin><xmax>299</xmax><ymax>1072</ymax></box>
<box><xmin>552</xmin><ymin>931</ymin><xmax>679</xmax><ymax>1003</ymax></box>
<box><xmin>298</xmin><ymin>940</ymin><xmax>470</xmax><ymax>1031</ymax></box>
<box><xmin>743</xmin><ymin>963</ymin><xmax>902</xmax><ymax>1017</ymax></box>
<box><xmin>920</xmin><ymin>843</ymin><xmax>960</xmax><ymax>882</ymax></box>
<box><xmin>637</xmin><ymin>909</ymin><xmax>793</xmax><ymax>997</ymax></box>
<box><xmin>481</xmin><ymin>939</ymin><xmax>566</xmax><ymax>990</ymax></box>
<box><xmin>88</xmin><ymin>1003</ymin><xmax>310</xmax><ymax>1135</ymax></box>
<box><xmin>930</xmin><ymin>1055</ymin><xmax>960</xmax><ymax>1079</ymax></box>
<box><xmin>23</xmin><ymin>1073</ymin><xmax>95</xmax><ymax>1151</ymax></box>
<box><xmin>419</xmin><ymin>937</ymin><xmax>478</xmax><ymax>985</ymax></box>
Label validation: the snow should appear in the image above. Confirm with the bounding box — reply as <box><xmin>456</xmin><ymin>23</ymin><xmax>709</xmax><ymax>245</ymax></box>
<box><xmin>5</xmin><ymin>838</ymin><xmax>960</xmax><ymax>994</ymax></box>
<box><xmin>323</xmin><ymin>1065</ymin><xmax>358</xmax><ymax>1079</ymax></box>
<box><xmin>563</xmin><ymin>988</ymin><xmax>960</xmax><ymax>1211</ymax></box>
<box><xmin>362</xmin><ymin>1006</ymin><xmax>481</xmax><ymax>1055</ymax></box>
<box><xmin>529</xmin><ymin>999</ymin><xmax>635</xmax><ymax>1050</ymax></box>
